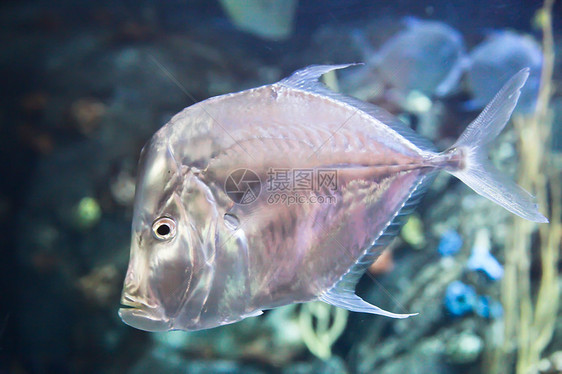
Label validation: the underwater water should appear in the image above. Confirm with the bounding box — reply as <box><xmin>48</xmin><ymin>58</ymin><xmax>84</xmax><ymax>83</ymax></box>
<box><xmin>1</xmin><ymin>0</ymin><xmax>562</xmax><ymax>373</ymax></box>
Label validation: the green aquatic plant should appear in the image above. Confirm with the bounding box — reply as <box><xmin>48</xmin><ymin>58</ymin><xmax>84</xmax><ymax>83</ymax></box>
<box><xmin>299</xmin><ymin>302</ymin><xmax>348</xmax><ymax>360</ymax></box>
<box><xmin>72</xmin><ymin>196</ymin><xmax>102</xmax><ymax>230</ymax></box>
<box><xmin>401</xmin><ymin>214</ymin><xmax>427</xmax><ymax>249</ymax></box>
<box><xmin>490</xmin><ymin>1</ymin><xmax>561</xmax><ymax>372</ymax></box>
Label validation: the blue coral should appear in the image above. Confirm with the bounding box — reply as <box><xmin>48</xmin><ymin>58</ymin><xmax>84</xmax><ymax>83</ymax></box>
<box><xmin>437</xmin><ymin>230</ymin><xmax>463</xmax><ymax>256</ymax></box>
<box><xmin>444</xmin><ymin>281</ymin><xmax>477</xmax><ymax>317</ymax></box>
<box><xmin>474</xmin><ymin>295</ymin><xmax>503</xmax><ymax>319</ymax></box>
<box><xmin>444</xmin><ymin>281</ymin><xmax>503</xmax><ymax>319</ymax></box>
<box><xmin>466</xmin><ymin>247</ymin><xmax>504</xmax><ymax>280</ymax></box>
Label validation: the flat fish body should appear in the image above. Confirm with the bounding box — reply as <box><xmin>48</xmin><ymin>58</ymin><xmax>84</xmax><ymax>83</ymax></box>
<box><xmin>162</xmin><ymin>65</ymin><xmax>434</xmax><ymax>317</ymax></box>
<box><xmin>119</xmin><ymin>64</ymin><xmax>546</xmax><ymax>332</ymax></box>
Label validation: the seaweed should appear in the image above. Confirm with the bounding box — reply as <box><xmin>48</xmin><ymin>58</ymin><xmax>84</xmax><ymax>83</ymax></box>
<box><xmin>488</xmin><ymin>0</ymin><xmax>561</xmax><ymax>372</ymax></box>
<box><xmin>299</xmin><ymin>302</ymin><xmax>348</xmax><ymax>360</ymax></box>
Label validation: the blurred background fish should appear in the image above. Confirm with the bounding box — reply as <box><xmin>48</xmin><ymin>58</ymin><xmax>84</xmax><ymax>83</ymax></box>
<box><xmin>218</xmin><ymin>0</ymin><xmax>298</xmax><ymax>41</ymax></box>
<box><xmin>464</xmin><ymin>30</ymin><xmax>543</xmax><ymax>113</ymax></box>
<box><xmin>341</xmin><ymin>18</ymin><xmax>466</xmax><ymax>105</ymax></box>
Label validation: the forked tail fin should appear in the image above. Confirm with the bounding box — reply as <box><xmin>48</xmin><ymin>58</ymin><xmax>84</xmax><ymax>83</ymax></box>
<box><xmin>443</xmin><ymin>68</ymin><xmax>548</xmax><ymax>223</ymax></box>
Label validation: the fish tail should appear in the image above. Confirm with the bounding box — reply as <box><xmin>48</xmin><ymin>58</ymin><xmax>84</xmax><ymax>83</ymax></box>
<box><xmin>441</xmin><ymin>67</ymin><xmax>548</xmax><ymax>223</ymax></box>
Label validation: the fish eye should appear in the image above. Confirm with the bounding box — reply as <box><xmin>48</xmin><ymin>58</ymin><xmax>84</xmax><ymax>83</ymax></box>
<box><xmin>223</xmin><ymin>212</ymin><xmax>240</xmax><ymax>230</ymax></box>
<box><xmin>151</xmin><ymin>216</ymin><xmax>177</xmax><ymax>241</ymax></box>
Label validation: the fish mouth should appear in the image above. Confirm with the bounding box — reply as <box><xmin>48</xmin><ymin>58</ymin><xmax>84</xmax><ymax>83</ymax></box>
<box><xmin>120</xmin><ymin>295</ymin><xmax>144</xmax><ymax>309</ymax></box>
<box><xmin>119</xmin><ymin>296</ymin><xmax>172</xmax><ymax>332</ymax></box>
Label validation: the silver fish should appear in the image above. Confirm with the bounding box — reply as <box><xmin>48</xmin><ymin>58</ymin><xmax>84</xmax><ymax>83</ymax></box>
<box><xmin>345</xmin><ymin>18</ymin><xmax>466</xmax><ymax>100</ymax></box>
<box><xmin>119</xmin><ymin>64</ymin><xmax>546</xmax><ymax>332</ymax></box>
<box><xmin>465</xmin><ymin>30</ymin><xmax>543</xmax><ymax>113</ymax></box>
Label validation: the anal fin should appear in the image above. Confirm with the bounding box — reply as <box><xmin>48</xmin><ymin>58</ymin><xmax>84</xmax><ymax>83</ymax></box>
<box><xmin>318</xmin><ymin>288</ymin><xmax>416</xmax><ymax>319</ymax></box>
<box><xmin>316</xmin><ymin>172</ymin><xmax>437</xmax><ymax>319</ymax></box>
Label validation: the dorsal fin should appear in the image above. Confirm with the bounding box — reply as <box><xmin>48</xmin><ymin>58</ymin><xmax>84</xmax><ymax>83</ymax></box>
<box><xmin>318</xmin><ymin>171</ymin><xmax>437</xmax><ymax>318</ymax></box>
<box><xmin>280</xmin><ymin>64</ymin><xmax>360</xmax><ymax>90</ymax></box>
<box><xmin>280</xmin><ymin>64</ymin><xmax>437</xmax><ymax>152</ymax></box>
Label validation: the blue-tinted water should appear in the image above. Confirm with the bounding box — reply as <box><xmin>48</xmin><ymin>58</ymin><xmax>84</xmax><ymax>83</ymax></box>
<box><xmin>1</xmin><ymin>1</ymin><xmax>561</xmax><ymax>373</ymax></box>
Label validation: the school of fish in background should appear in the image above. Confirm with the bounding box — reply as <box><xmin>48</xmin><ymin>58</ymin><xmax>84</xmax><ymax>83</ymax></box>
<box><xmin>1</xmin><ymin>0</ymin><xmax>561</xmax><ymax>373</ymax></box>
<box><xmin>340</xmin><ymin>18</ymin><xmax>543</xmax><ymax>115</ymax></box>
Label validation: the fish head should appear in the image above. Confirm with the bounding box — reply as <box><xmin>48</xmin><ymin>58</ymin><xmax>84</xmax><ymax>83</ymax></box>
<box><xmin>119</xmin><ymin>136</ymin><xmax>220</xmax><ymax>332</ymax></box>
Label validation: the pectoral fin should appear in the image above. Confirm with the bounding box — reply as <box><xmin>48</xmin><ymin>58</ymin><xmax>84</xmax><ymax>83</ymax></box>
<box><xmin>242</xmin><ymin>310</ymin><xmax>263</xmax><ymax>318</ymax></box>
